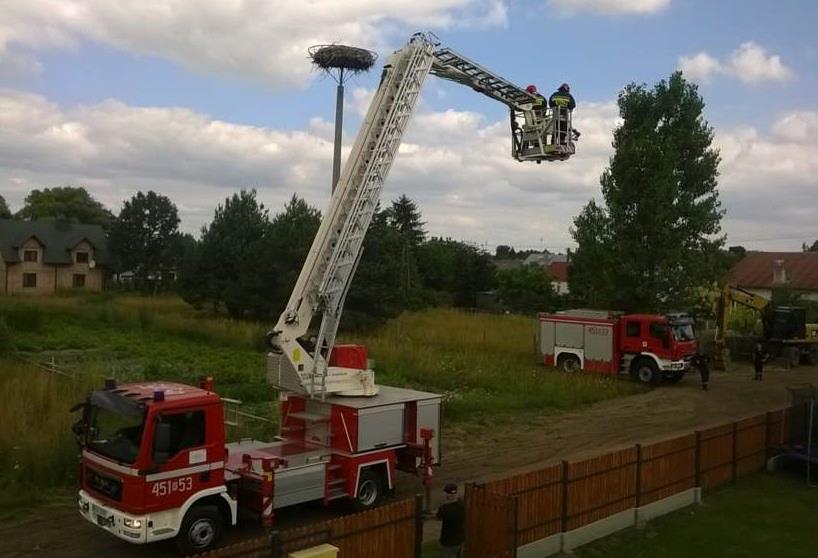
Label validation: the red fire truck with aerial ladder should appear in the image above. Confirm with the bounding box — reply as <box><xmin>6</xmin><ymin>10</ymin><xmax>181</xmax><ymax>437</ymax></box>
<box><xmin>71</xmin><ymin>33</ymin><xmax>579</xmax><ymax>553</ymax></box>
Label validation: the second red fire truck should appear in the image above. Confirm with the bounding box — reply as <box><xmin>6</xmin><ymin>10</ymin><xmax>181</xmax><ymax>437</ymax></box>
<box><xmin>538</xmin><ymin>310</ymin><xmax>698</xmax><ymax>384</ymax></box>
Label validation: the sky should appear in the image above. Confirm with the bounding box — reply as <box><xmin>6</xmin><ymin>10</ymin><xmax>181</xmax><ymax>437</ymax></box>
<box><xmin>1</xmin><ymin>0</ymin><xmax>816</xmax><ymax>253</ymax></box>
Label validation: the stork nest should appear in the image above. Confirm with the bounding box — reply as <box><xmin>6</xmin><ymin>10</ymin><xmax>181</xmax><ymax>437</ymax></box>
<box><xmin>309</xmin><ymin>44</ymin><xmax>377</xmax><ymax>74</ymax></box>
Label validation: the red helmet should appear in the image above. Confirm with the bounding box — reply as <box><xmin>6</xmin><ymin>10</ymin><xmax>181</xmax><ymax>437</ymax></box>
<box><xmin>526</xmin><ymin>84</ymin><xmax>538</xmax><ymax>94</ymax></box>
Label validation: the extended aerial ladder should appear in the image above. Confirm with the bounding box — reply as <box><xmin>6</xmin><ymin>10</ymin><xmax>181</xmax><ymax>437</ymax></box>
<box><xmin>268</xmin><ymin>33</ymin><xmax>578</xmax><ymax>399</ymax></box>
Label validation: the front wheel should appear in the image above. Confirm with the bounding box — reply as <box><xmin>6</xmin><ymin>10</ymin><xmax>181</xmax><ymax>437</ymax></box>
<box><xmin>176</xmin><ymin>506</ymin><xmax>223</xmax><ymax>555</ymax></box>
<box><xmin>633</xmin><ymin>360</ymin><xmax>660</xmax><ymax>385</ymax></box>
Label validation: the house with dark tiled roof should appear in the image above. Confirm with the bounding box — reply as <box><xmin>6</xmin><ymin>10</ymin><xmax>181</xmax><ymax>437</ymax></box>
<box><xmin>0</xmin><ymin>219</ymin><xmax>109</xmax><ymax>295</ymax></box>
<box><xmin>727</xmin><ymin>251</ymin><xmax>818</xmax><ymax>301</ymax></box>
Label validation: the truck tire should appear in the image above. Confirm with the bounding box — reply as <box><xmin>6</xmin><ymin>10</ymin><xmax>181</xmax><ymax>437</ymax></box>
<box><xmin>558</xmin><ymin>354</ymin><xmax>581</xmax><ymax>373</ymax></box>
<box><xmin>632</xmin><ymin>359</ymin><xmax>660</xmax><ymax>385</ymax></box>
<box><xmin>176</xmin><ymin>505</ymin><xmax>223</xmax><ymax>555</ymax></box>
<box><xmin>354</xmin><ymin>468</ymin><xmax>384</xmax><ymax>510</ymax></box>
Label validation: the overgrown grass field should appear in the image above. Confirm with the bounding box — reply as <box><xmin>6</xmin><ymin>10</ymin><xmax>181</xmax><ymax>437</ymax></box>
<box><xmin>0</xmin><ymin>295</ymin><xmax>639</xmax><ymax>515</ymax></box>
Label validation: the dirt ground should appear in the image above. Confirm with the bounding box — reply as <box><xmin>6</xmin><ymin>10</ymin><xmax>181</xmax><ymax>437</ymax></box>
<box><xmin>3</xmin><ymin>362</ymin><xmax>816</xmax><ymax>557</ymax></box>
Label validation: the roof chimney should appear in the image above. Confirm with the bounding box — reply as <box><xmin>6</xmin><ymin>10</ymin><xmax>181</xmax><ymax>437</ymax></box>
<box><xmin>772</xmin><ymin>259</ymin><xmax>788</xmax><ymax>286</ymax></box>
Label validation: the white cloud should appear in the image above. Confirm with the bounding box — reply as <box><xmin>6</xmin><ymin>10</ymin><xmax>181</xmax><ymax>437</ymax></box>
<box><xmin>715</xmin><ymin>109</ymin><xmax>818</xmax><ymax>248</ymax></box>
<box><xmin>728</xmin><ymin>42</ymin><xmax>794</xmax><ymax>84</ymax></box>
<box><xmin>547</xmin><ymin>0</ymin><xmax>669</xmax><ymax>15</ymax></box>
<box><xmin>677</xmin><ymin>52</ymin><xmax>721</xmax><ymax>82</ymax></box>
<box><xmin>678</xmin><ymin>41</ymin><xmax>795</xmax><ymax>84</ymax></box>
<box><xmin>2</xmin><ymin>87</ymin><xmax>815</xmax><ymax>251</ymax></box>
<box><xmin>0</xmin><ymin>0</ymin><xmax>507</xmax><ymax>88</ymax></box>
<box><xmin>0</xmin><ymin>88</ymin><xmax>618</xmax><ymax>250</ymax></box>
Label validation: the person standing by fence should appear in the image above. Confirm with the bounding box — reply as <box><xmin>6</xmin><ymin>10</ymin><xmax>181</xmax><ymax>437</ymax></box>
<box><xmin>436</xmin><ymin>483</ymin><xmax>465</xmax><ymax>558</ymax></box>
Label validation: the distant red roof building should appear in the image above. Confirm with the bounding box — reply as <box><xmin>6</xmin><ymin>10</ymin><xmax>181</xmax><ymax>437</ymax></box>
<box><xmin>547</xmin><ymin>261</ymin><xmax>569</xmax><ymax>282</ymax></box>
<box><xmin>728</xmin><ymin>252</ymin><xmax>818</xmax><ymax>292</ymax></box>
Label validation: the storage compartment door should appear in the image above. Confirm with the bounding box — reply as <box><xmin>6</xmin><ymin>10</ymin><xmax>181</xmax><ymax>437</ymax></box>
<box><xmin>583</xmin><ymin>323</ymin><xmax>615</xmax><ymax>374</ymax></box>
<box><xmin>357</xmin><ymin>404</ymin><xmax>405</xmax><ymax>452</ymax></box>
<box><xmin>540</xmin><ymin>319</ymin><xmax>555</xmax><ymax>363</ymax></box>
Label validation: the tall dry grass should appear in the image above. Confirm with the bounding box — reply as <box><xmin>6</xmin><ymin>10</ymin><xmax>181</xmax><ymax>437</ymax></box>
<box><xmin>351</xmin><ymin>309</ymin><xmax>639</xmax><ymax>421</ymax></box>
<box><xmin>0</xmin><ymin>360</ymin><xmax>95</xmax><ymax>515</ymax></box>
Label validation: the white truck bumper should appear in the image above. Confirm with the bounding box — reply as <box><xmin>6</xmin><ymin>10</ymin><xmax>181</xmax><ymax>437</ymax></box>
<box><xmin>78</xmin><ymin>490</ymin><xmax>148</xmax><ymax>544</ymax></box>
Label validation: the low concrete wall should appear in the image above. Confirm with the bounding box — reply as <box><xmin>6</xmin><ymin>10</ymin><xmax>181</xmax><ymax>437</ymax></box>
<box><xmin>562</xmin><ymin>509</ymin><xmax>636</xmax><ymax>552</ymax></box>
<box><xmin>517</xmin><ymin>534</ymin><xmax>561</xmax><ymax>558</ymax></box>
<box><xmin>516</xmin><ymin>489</ymin><xmax>702</xmax><ymax>556</ymax></box>
<box><xmin>636</xmin><ymin>488</ymin><xmax>700</xmax><ymax>524</ymax></box>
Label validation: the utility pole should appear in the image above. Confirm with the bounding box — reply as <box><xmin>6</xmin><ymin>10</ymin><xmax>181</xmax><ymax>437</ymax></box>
<box><xmin>309</xmin><ymin>45</ymin><xmax>377</xmax><ymax>195</ymax></box>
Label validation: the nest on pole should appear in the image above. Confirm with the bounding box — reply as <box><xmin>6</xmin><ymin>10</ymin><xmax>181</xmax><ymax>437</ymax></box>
<box><xmin>309</xmin><ymin>44</ymin><xmax>377</xmax><ymax>75</ymax></box>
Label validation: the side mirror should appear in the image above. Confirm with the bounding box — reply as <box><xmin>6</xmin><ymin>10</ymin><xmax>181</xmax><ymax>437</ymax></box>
<box><xmin>153</xmin><ymin>422</ymin><xmax>171</xmax><ymax>465</ymax></box>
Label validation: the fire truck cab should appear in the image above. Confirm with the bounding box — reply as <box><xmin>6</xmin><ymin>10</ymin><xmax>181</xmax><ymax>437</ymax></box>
<box><xmin>537</xmin><ymin>310</ymin><xmax>698</xmax><ymax>384</ymax></box>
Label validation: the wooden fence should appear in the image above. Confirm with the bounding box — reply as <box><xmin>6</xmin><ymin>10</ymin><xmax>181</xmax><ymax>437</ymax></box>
<box><xmin>465</xmin><ymin>409</ymin><xmax>789</xmax><ymax>558</ymax></box>
<box><xmin>191</xmin><ymin>496</ymin><xmax>422</xmax><ymax>558</ymax></box>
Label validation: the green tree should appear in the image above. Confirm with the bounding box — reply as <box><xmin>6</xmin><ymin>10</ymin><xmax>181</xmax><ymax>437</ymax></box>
<box><xmin>417</xmin><ymin>238</ymin><xmax>496</xmax><ymax>307</ymax></box>
<box><xmin>265</xmin><ymin>195</ymin><xmax>322</xmax><ymax>316</ymax></box>
<box><xmin>17</xmin><ymin>186</ymin><xmax>113</xmax><ymax>227</ymax></box>
<box><xmin>0</xmin><ymin>195</ymin><xmax>11</xmax><ymax>219</ymax></box>
<box><xmin>343</xmin><ymin>208</ymin><xmax>408</xmax><ymax>329</ymax></box>
<box><xmin>497</xmin><ymin>264</ymin><xmax>557</xmax><ymax>314</ymax></box>
<box><xmin>109</xmin><ymin>191</ymin><xmax>180</xmax><ymax>292</ymax></box>
<box><xmin>569</xmin><ymin>72</ymin><xmax>724</xmax><ymax>311</ymax></box>
<box><xmin>809</xmin><ymin>240</ymin><xmax>818</xmax><ymax>252</ymax></box>
<box><xmin>386</xmin><ymin>195</ymin><xmax>426</xmax><ymax>294</ymax></box>
<box><xmin>495</xmin><ymin>245</ymin><xmax>516</xmax><ymax>258</ymax></box>
<box><xmin>192</xmin><ymin>190</ymin><xmax>272</xmax><ymax>318</ymax></box>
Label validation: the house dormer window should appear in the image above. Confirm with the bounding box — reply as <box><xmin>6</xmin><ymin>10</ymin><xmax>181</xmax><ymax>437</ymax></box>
<box><xmin>24</xmin><ymin>250</ymin><xmax>38</xmax><ymax>263</ymax></box>
<box><xmin>76</xmin><ymin>251</ymin><xmax>90</xmax><ymax>264</ymax></box>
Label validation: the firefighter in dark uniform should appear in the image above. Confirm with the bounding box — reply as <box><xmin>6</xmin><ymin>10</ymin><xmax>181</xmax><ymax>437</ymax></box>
<box><xmin>549</xmin><ymin>83</ymin><xmax>576</xmax><ymax>145</ymax></box>
<box><xmin>691</xmin><ymin>352</ymin><xmax>711</xmax><ymax>391</ymax></box>
<box><xmin>754</xmin><ymin>342</ymin><xmax>767</xmax><ymax>381</ymax></box>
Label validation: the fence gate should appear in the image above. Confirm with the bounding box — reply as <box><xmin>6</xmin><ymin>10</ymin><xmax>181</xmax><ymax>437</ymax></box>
<box><xmin>464</xmin><ymin>482</ymin><xmax>517</xmax><ymax>558</ymax></box>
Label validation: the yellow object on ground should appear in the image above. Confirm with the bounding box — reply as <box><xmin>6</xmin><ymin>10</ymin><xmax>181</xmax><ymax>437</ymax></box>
<box><xmin>288</xmin><ymin>543</ymin><xmax>339</xmax><ymax>558</ymax></box>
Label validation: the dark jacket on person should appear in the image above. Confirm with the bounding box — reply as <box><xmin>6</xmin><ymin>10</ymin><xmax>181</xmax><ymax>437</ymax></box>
<box><xmin>437</xmin><ymin>499</ymin><xmax>466</xmax><ymax>546</ymax></box>
<box><xmin>754</xmin><ymin>347</ymin><xmax>766</xmax><ymax>371</ymax></box>
<box><xmin>549</xmin><ymin>90</ymin><xmax>576</xmax><ymax>111</ymax></box>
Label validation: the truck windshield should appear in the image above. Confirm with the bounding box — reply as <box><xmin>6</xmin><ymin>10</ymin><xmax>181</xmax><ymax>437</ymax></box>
<box><xmin>86</xmin><ymin>392</ymin><xmax>146</xmax><ymax>464</ymax></box>
<box><xmin>671</xmin><ymin>323</ymin><xmax>695</xmax><ymax>341</ymax></box>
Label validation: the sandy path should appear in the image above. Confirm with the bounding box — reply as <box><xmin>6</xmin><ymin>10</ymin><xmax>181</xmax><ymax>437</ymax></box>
<box><xmin>3</xmin><ymin>363</ymin><xmax>814</xmax><ymax>557</ymax></box>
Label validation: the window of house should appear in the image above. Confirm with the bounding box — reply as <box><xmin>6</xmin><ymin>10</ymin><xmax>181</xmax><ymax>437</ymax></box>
<box><xmin>23</xmin><ymin>273</ymin><xmax>37</xmax><ymax>288</ymax></box>
<box><xmin>73</xmin><ymin>274</ymin><xmax>86</xmax><ymax>288</ymax></box>
<box><xmin>155</xmin><ymin>411</ymin><xmax>206</xmax><ymax>459</ymax></box>
<box><xmin>23</xmin><ymin>250</ymin><xmax>38</xmax><ymax>263</ymax></box>
<box><xmin>75</xmin><ymin>251</ymin><xmax>90</xmax><ymax>264</ymax></box>
<box><xmin>625</xmin><ymin>321</ymin><xmax>641</xmax><ymax>337</ymax></box>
